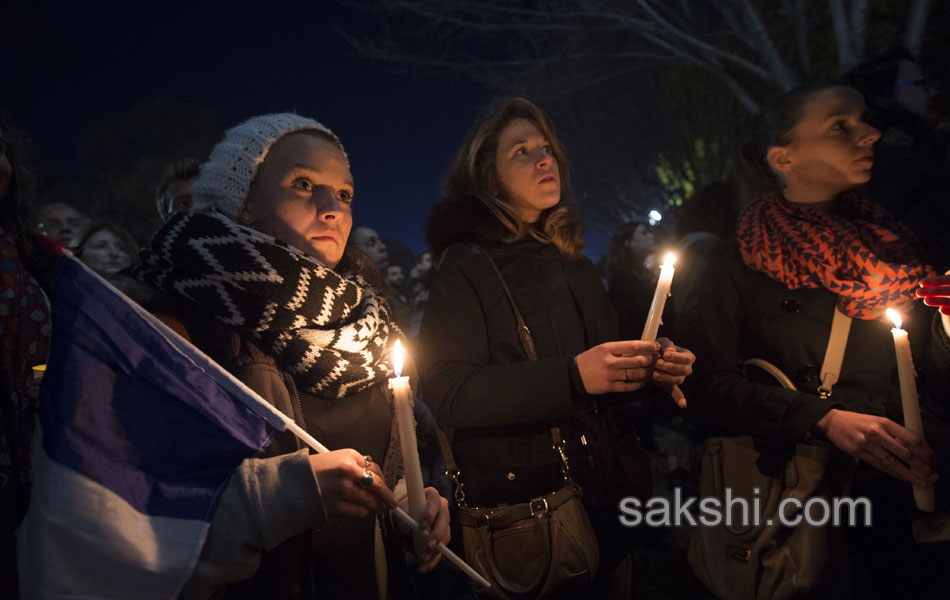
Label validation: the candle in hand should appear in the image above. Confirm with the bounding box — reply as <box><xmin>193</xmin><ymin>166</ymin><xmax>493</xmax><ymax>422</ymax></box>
<box><xmin>886</xmin><ymin>308</ymin><xmax>935</xmax><ymax>512</ymax></box>
<box><xmin>641</xmin><ymin>252</ymin><xmax>677</xmax><ymax>342</ymax></box>
<box><xmin>389</xmin><ymin>340</ymin><xmax>429</xmax><ymax>554</ymax></box>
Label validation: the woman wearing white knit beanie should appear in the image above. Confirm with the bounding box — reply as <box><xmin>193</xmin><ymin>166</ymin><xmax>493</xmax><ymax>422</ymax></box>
<box><xmin>137</xmin><ymin>113</ymin><xmax>450</xmax><ymax>599</ymax></box>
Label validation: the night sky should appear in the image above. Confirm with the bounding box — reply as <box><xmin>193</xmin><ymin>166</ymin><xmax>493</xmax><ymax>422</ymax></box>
<box><xmin>3</xmin><ymin>1</ymin><xmax>493</xmax><ymax>255</ymax></box>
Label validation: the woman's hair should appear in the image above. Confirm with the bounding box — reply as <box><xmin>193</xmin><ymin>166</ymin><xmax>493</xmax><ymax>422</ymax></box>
<box><xmin>738</xmin><ymin>82</ymin><xmax>857</xmax><ymax>203</ymax></box>
<box><xmin>0</xmin><ymin>107</ymin><xmax>44</xmax><ymax>269</ymax></box>
<box><xmin>603</xmin><ymin>220</ymin><xmax>650</xmax><ymax>282</ymax></box>
<box><xmin>442</xmin><ymin>97</ymin><xmax>585</xmax><ymax>259</ymax></box>
<box><xmin>843</xmin><ymin>47</ymin><xmax>925</xmax><ymax>131</ymax></box>
<box><xmin>70</xmin><ymin>220</ymin><xmax>139</xmax><ymax>266</ymax></box>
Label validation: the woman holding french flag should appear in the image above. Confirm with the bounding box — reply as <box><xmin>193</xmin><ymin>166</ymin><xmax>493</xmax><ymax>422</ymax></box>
<box><xmin>134</xmin><ymin>114</ymin><xmax>451</xmax><ymax>598</ymax></box>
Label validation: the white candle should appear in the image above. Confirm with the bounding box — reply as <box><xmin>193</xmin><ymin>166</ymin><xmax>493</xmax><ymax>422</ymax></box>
<box><xmin>388</xmin><ymin>340</ymin><xmax>428</xmax><ymax>555</ymax></box>
<box><xmin>886</xmin><ymin>308</ymin><xmax>935</xmax><ymax>512</ymax></box>
<box><xmin>641</xmin><ymin>252</ymin><xmax>677</xmax><ymax>342</ymax></box>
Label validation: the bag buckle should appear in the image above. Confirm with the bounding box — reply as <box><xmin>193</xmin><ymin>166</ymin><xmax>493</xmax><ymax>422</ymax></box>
<box><xmin>529</xmin><ymin>497</ymin><xmax>549</xmax><ymax>516</ymax></box>
<box><xmin>448</xmin><ymin>468</ymin><xmax>467</xmax><ymax>506</ymax></box>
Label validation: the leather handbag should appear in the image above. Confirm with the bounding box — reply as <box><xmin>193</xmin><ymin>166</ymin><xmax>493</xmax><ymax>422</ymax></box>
<box><xmin>688</xmin><ymin>307</ymin><xmax>858</xmax><ymax>600</ymax></box>
<box><xmin>435</xmin><ymin>246</ymin><xmax>599</xmax><ymax>599</ymax></box>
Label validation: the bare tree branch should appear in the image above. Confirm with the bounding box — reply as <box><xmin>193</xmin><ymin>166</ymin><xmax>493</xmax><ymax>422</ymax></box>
<box><xmin>735</xmin><ymin>0</ymin><xmax>798</xmax><ymax>89</ymax></box>
<box><xmin>849</xmin><ymin>0</ymin><xmax>869</xmax><ymax>62</ymax></box>
<box><xmin>781</xmin><ymin>0</ymin><xmax>812</xmax><ymax>78</ymax></box>
<box><xmin>634</xmin><ymin>0</ymin><xmax>773</xmax><ymax>82</ymax></box>
<box><xmin>378</xmin><ymin>1</ymin><xmax>577</xmax><ymax>32</ymax></box>
<box><xmin>829</xmin><ymin>0</ymin><xmax>857</xmax><ymax>72</ymax></box>
<box><xmin>711</xmin><ymin>0</ymin><xmax>757</xmax><ymax>52</ymax></box>
<box><xmin>711</xmin><ymin>68</ymin><xmax>760</xmax><ymax>113</ymax></box>
<box><xmin>905</xmin><ymin>0</ymin><xmax>931</xmax><ymax>55</ymax></box>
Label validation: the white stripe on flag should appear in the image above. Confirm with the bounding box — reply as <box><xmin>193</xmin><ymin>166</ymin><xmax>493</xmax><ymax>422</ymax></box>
<box><xmin>18</xmin><ymin>430</ymin><xmax>209</xmax><ymax>599</ymax></box>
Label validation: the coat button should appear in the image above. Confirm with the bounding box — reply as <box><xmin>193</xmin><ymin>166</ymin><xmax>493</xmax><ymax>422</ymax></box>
<box><xmin>781</xmin><ymin>299</ymin><xmax>801</xmax><ymax>314</ymax></box>
<box><xmin>507</xmin><ymin>472</ymin><xmax>516</xmax><ymax>481</ymax></box>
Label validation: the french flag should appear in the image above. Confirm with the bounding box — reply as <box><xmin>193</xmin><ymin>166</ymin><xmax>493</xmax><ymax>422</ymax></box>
<box><xmin>17</xmin><ymin>255</ymin><xmax>293</xmax><ymax>598</ymax></box>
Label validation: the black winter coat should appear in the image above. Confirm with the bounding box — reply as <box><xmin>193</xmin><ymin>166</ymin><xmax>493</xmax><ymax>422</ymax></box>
<box><xmin>681</xmin><ymin>242</ymin><xmax>950</xmax><ymax>596</ymax></box>
<box><xmin>681</xmin><ymin>243</ymin><xmax>950</xmax><ymax>490</ymax></box>
<box><xmin>420</xmin><ymin>199</ymin><xmax>638</xmax><ymax>508</ymax></box>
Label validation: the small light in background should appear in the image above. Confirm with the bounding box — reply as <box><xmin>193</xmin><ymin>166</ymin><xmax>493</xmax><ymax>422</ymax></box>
<box><xmin>648</xmin><ymin>209</ymin><xmax>662</xmax><ymax>226</ymax></box>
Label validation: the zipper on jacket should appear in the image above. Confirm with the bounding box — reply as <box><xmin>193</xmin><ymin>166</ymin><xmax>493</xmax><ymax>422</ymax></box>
<box><xmin>283</xmin><ymin>373</ymin><xmax>308</xmax><ymax>450</ymax></box>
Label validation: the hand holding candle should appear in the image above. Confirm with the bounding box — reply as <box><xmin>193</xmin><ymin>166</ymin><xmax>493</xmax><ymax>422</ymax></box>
<box><xmin>273</xmin><ymin>372</ymin><xmax>488</xmax><ymax>588</ymax></box>
<box><xmin>886</xmin><ymin>308</ymin><xmax>935</xmax><ymax>512</ymax></box>
<box><xmin>388</xmin><ymin>340</ymin><xmax>429</xmax><ymax>557</ymax></box>
<box><xmin>641</xmin><ymin>252</ymin><xmax>676</xmax><ymax>342</ymax></box>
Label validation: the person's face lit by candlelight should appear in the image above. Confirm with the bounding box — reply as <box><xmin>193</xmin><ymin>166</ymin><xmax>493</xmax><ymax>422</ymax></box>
<box><xmin>241</xmin><ymin>132</ymin><xmax>353</xmax><ymax>269</ymax></box>
<box><xmin>493</xmin><ymin>118</ymin><xmax>561</xmax><ymax>224</ymax></box>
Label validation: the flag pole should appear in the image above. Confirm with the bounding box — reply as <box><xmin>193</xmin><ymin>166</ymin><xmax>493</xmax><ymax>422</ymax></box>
<box><xmin>282</xmin><ymin>420</ymin><xmax>491</xmax><ymax>589</ymax></box>
<box><xmin>68</xmin><ymin>256</ymin><xmax>490</xmax><ymax>590</ymax></box>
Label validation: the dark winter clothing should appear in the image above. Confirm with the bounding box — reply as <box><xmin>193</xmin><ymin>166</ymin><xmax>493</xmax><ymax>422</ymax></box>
<box><xmin>174</xmin><ymin>312</ymin><xmax>406</xmax><ymax>600</ymax></box>
<box><xmin>667</xmin><ymin>232</ymin><xmax>725</xmax><ymax>343</ymax></box>
<box><xmin>0</xmin><ymin>231</ymin><xmax>52</xmax><ymax>597</ymax></box>
<box><xmin>420</xmin><ymin>198</ymin><xmax>652</xmax><ymax>581</ymax></box>
<box><xmin>683</xmin><ymin>243</ymin><xmax>950</xmax><ymax>444</ymax></box>
<box><xmin>681</xmin><ymin>240</ymin><xmax>950</xmax><ymax>598</ymax></box>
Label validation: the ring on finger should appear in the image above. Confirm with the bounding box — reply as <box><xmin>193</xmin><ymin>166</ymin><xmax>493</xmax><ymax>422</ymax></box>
<box><xmin>360</xmin><ymin>469</ymin><xmax>374</xmax><ymax>487</ymax></box>
<box><xmin>363</xmin><ymin>454</ymin><xmax>373</xmax><ymax>467</ymax></box>
<box><xmin>622</xmin><ymin>368</ymin><xmax>632</xmax><ymax>383</ymax></box>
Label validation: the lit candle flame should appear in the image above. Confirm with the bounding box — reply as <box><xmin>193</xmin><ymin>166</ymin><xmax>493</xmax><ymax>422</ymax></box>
<box><xmin>393</xmin><ymin>340</ymin><xmax>405</xmax><ymax>378</ymax></box>
<box><xmin>662</xmin><ymin>252</ymin><xmax>677</xmax><ymax>268</ymax></box>
<box><xmin>886</xmin><ymin>308</ymin><xmax>902</xmax><ymax>330</ymax></box>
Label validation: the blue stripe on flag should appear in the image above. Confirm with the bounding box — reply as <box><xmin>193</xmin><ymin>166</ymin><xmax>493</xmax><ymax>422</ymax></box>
<box><xmin>39</xmin><ymin>255</ymin><xmax>281</xmax><ymax>520</ymax></box>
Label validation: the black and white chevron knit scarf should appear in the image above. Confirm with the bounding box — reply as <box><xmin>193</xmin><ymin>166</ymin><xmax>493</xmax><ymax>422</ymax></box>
<box><xmin>137</xmin><ymin>211</ymin><xmax>398</xmax><ymax>399</ymax></box>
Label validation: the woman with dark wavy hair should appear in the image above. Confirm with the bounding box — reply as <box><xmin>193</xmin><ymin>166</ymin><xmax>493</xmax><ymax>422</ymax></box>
<box><xmin>420</xmin><ymin>98</ymin><xmax>695</xmax><ymax>598</ymax></box>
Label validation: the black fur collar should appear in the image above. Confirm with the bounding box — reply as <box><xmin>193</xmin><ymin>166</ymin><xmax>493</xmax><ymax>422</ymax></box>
<box><xmin>426</xmin><ymin>196</ymin><xmax>508</xmax><ymax>258</ymax></box>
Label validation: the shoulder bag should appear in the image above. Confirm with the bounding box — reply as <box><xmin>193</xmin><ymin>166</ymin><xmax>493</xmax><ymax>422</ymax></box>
<box><xmin>687</xmin><ymin>306</ymin><xmax>859</xmax><ymax>600</ymax></box>
<box><xmin>434</xmin><ymin>246</ymin><xmax>599</xmax><ymax>599</ymax></box>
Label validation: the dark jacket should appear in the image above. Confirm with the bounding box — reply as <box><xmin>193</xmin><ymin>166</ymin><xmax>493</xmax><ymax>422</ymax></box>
<box><xmin>681</xmin><ymin>243</ymin><xmax>950</xmax><ymax>484</ymax></box>
<box><xmin>420</xmin><ymin>199</ymin><xmax>634</xmax><ymax>507</ymax></box>
<box><xmin>177</xmin><ymin>311</ymin><xmax>406</xmax><ymax>600</ymax></box>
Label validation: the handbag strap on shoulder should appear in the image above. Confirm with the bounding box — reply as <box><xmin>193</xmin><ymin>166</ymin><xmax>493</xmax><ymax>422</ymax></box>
<box><xmin>744</xmin><ymin>304</ymin><xmax>853</xmax><ymax>398</ymax></box>
<box><xmin>474</xmin><ymin>245</ymin><xmax>540</xmax><ymax>361</ymax></box>
<box><xmin>817</xmin><ymin>306</ymin><xmax>852</xmax><ymax>398</ymax></box>
<box><xmin>435</xmin><ymin>243</ymin><xmax>573</xmax><ymax>507</ymax></box>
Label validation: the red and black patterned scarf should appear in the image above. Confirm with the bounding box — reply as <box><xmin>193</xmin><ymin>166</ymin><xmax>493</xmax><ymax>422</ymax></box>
<box><xmin>737</xmin><ymin>189</ymin><xmax>936</xmax><ymax>320</ymax></box>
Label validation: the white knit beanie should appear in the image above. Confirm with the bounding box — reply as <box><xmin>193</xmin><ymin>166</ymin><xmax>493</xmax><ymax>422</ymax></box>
<box><xmin>190</xmin><ymin>113</ymin><xmax>346</xmax><ymax>221</ymax></box>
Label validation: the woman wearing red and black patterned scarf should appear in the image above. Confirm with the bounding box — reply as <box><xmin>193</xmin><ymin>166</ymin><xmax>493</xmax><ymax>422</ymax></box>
<box><xmin>681</xmin><ymin>83</ymin><xmax>950</xmax><ymax>599</ymax></box>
